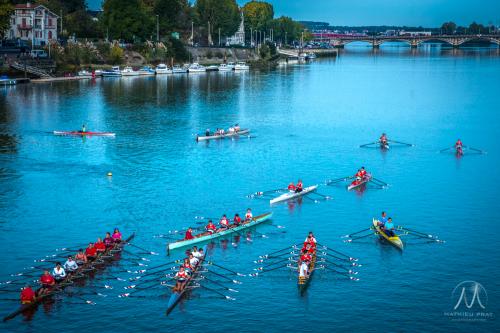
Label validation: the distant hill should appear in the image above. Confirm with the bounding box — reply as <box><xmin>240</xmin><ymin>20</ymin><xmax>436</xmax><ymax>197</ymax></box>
<box><xmin>300</xmin><ymin>21</ymin><xmax>438</xmax><ymax>33</ymax></box>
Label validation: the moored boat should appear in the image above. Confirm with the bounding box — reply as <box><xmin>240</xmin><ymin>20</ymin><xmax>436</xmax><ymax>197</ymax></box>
<box><xmin>121</xmin><ymin>66</ymin><xmax>140</xmax><ymax>76</ymax></box>
<box><xmin>196</xmin><ymin>129</ymin><xmax>250</xmax><ymax>142</ymax></box>
<box><xmin>234</xmin><ymin>62</ymin><xmax>249</xmax><ymax>70</ymax></box>
<box><xmin>172</xmin><ymin>65</ymin><xmax>188</xmax><ymax>73</ymax></box>
<box><xmin>102</xmin><ymin>66</ymin><xmax>122</xmax><ymax>77</ymax></box>
<box><xmin>156</xmin><ymin>63</ymin><xmax>172</xmax><ymax>74</ymax></box>
<box><xmin>218</xmin><ymin>63</ymin><xmax>233</xmax><ymax>71</ymax></box>
<box><xmin>188</xmin><ymin>63</ymin><xmax>206</xmax><ymax>73</ymax></box>
<box><xmin>167</xmin><ymin>212</ymin><xmax>272</xmax><ymax>251</ymax></box>
<box><xmin>53</xmin><ymin>131</ymin><xmax>116</xmax><ymax>137</ymax></box>
<box><xmin>372</xmin><ymin>218</ymin><xmax>403</xmax><ymax>250</ymax></box>
<box><xmin>166</xmin><ymin>245</ymin><xmax>207</xmax><ymax>315</ymax></box>
<box><xmin>270</xmin><ymin>185</ymin><xmax>318</xmax><ymax>205</ymax></box>
<box><xmin>138</xmin><ymin>66</ymin><xmax>156</xmax><ymax>75</ymax></box>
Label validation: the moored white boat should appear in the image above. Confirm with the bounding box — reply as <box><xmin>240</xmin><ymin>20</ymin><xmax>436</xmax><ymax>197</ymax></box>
<box><xmin>270</xmin><ymin>185</ymin><xmax>318</xmax><ymax>205</ymax></box>
<box><xmin>155</xmin><ymin>63</ymin><xmax>172</xmax><ymax>74</ymax></box>
<box><xmin>234</xmin><ymin>62</ymin><xmax>249</xmax><ymax>70</ymax></box>
<box><xmin>227</xmin><ymin>62</ymin><xmax>236</xmax><ymax>70</ymax></box>
<box><xmin>188</xmin><ymin>63</ymin><xmax>206</xmax><ymax>73</ymax></box>
<box><xmin>206</xmin><ymin>65</ymin><xmax>219</xmax><ymax>71</ymax></box>
<box><xmin>102</xmin><ymin>66</ymin><xmax>122</xmax><ymax>77</ymax></box>
<box><xmin>121</xmin><ymin>66</ymin><xmax>140</xmax><ymax>76</ymax></box>
<box><xmin>172</xmin><ymin>65</ymin><xmax>188</xmax><ymax>73</ymax></box>
<box><xmin>218</xmin><ymin>63</ymin><xmax>233</xmax><ymax>71</ymax></box>
<box><xmin>138</xmin><ymin>66</ymin><xmax>156</xmax><ymax>75</ymax></box>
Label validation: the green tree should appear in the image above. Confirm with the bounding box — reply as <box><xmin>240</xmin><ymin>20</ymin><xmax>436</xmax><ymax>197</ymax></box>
<box><xmin>194</xmin><ymin>0</ymin><xmax>240</xmax><ymax>43</ymax></box>
<box><xmin>154</xmin><ymin>0</ymin><xmax>190</xmax><ymax>35</ymax></box>
<box><xmin>109</xmin><ymin>44</ymin><xmax>124</xmax><ymax>64</ymax></box>
<box><xmin>440</xmin><ymin>21</ymin><xmax>456</xmax><ymax>34</ymax></box>
<box><xmin>0</xmin><ymin>0</ymin><xmax>14</xmax><ymax>38</ymax></box>
<box><xmin>102</xmin><ymin>0</ymin><xmax>154</xmax><ymax>42</ymax></box>
<box><xmin>242</xmin><ymin>1</ymin><xmax>273</xmax><ymax>31</ymax></box>
<box><xmin>269</xmin><ymin>16</ymin><xmax>304</xmax><ymax>45</ymax></box>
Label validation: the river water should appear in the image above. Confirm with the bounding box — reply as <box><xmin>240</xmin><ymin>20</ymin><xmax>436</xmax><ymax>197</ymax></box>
<box><xmin>0</xmin><ymin>44</ymin><xmax>499</xmax><ymax>332</ymax></box>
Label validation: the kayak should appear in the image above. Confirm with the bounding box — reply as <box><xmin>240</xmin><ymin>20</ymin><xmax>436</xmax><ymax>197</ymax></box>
<box><xmin>347</xmin><ymin>175</ymin><xmax>371</xmax><ymax>191</ymax></box>
<box><xmin>54</xmin><ymin>131</ymin><xmax>116</xmax><ymax>137</ymax></box>
<box><xmin>270</xmin><ymin>185</ymin><xmax>318</xmax><ymax>205</ymax></box>
<box><xmin>372</xmin><ymin>218</ymin><xmax>403</xmax><ymax>250</ymax></box>
<box><xmin>196</xmin><ymin>129</ymin><xmax>250</xmax><ymax>142</ymax></box>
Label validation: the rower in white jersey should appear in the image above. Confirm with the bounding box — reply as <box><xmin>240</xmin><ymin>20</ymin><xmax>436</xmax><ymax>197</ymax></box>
<box><xmin>52</xmin><ymin>262</ymin><xmax>66</xmax><ymax>282</ymax></box>
<box><xmin>191</xmin><ymin>246</ymin><xmax>202</xmax><ymax>259</ymax></box>
<box><xmin>305</xmin><ymin>231</ymin><xmax>317</xmax><ymax>244</ymax></box>
<box><xmin>188</xmin><ymin>253</ymin><xmax>199</xmax><ymax>266</ymax></box>
<box><xmin>245</xmin><ymin>208</ymin><xmax>253</xmax><ymax>221</ymax></box>
<box><xmin>63</xmin><ymin>255</ymin><xmax>78</xmax><ymax>272</ymax></box>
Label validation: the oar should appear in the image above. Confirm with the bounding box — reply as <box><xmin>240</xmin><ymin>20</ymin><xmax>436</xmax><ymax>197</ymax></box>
<box><xmin>125</xmin><ymin>243</ymin><xmax>159</xmax><ymax>256</ymax></box>
<box><xmin>320</xmin><ymin>258</ymin><xmax>358</xmax><ymax>273</ymax></box>
<box><xmin>254</xmin><ymin>257</ymin><xmax>292</xmax><ymax>270</ymax></box>
<box><xmin>249</xmin><ymin>264</ymin><xmax>290</xmax><ymax>276</ymax></box>
<box><xmin>388</xmin><ymin>140</ymin><xmax>413</xmax><ymax>146</ymax></box>
<box><xmin>246</xmin><ymin>188</ymin><xmax>286</xmax><ymax>198</ymax></box>
<box><xmin>325</xmin><ymin>176</ymin><xmax>351</xmax><ymax>185</ymax></box>
<box><xmin>370</xmin><ymin>177</ymin><xmax>388</xmax><ymax>186</ymax></box>
<box><xmin>360</xmin><ymin>141</ymin><xmax>379</xmax><ymax>148</ymax></box>
<box><xmin>396</xmin><ymin>227</ymin><xmax>437</xmax><ymax>239</ymax></box>
<box><xmin>344</xmin><ymin>232</ymin><xmax>375</xmax><ymax>242</ymax></box>
<box><xmin>317</xmin><ymin>243</ymin><xmax>358</xmax><ymax>261</ymax></box>
<box><xmin>319</xmin><ymin>265</ymin><xmax>359</xmax><ymax>281</ymax></box>
<box><xmin>199</xmin><ymin>276</ymin><xmax>239</xmax><ymax>292</ymax></box>
<box><xmin>205</xmin><ymin>269</ymin><xmax>242</xmax><ymax>284</ymax></box>
<box><xmin>439</xmin><ymin>147</ymin><xmax>453</xmax><ymax>153</ymax></box>
<box><xmin>311</xmin><ymin>192</ymin><xmax>333</xmax><ymax>200</ymax></box>
<box><xmin>341</xmin><ymin>228</ymin><xmax>371</xmax><ymax>238</ymax></box>
<box><xmin>258</xmin><ymin>245</ymin><xmax>297</xmax><ymax>259</ymax></box>
<box><xmin>464</xmin><ymin>146</ymin><xmax>486</xmax><ymax>154</ymax></box>
<box><xmin>198</xmin><ymin>284</ymin><xmax>236</xmax><ymax>301</ymax></box>
<box><xmin>206</xmin><ymin>261</ymin><xmax>246</xmax><ymax>276</ymax></box>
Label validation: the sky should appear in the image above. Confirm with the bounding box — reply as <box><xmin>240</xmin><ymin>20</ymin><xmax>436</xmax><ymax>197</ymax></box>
<box><xmin>86</xmin><ymin>0</ymin><xmax>500</xmax><ymax>27</ymax></box>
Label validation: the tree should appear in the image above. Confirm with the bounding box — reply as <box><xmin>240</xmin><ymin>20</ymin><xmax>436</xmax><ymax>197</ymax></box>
<box><xmin>194</xmin><ymin>0</ymin><xmax>240</xmax><ymax>43</ymax></box>
<box><xmin>154</xmin><ymin>0</ymin><xmax>191</xmax><ymax>35</ymax></box>
<box><xmin>109</xmin><ymin>44</ymin><xmax>124</xmax><ymax>64</ymax></box>
<box><xmin>0</xmin><ymin>0</ymin><xmax>13</xmax><ymax>39</ymax></box>
<box><xmin>440</xmin><ymin>21</ymin><xmax>456</xmax><ymax>35</ymax></box>
<box><xmin>102</xmin><ymin>0</ymin><xmax>154</xmax><ymax>42</ymax></box>
<box><xmin>242</xmin><ymin>1</ymin><xmax>273</xmax><ymax>31</ymax></box>
<box><xmin>269</xmin><ymin>16</ymin><xmax>304</xmax><ymax>44</ymax></box>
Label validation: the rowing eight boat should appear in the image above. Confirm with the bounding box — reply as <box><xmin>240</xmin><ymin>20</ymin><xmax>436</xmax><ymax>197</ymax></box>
<box><xmin>53</xmin><ymin>131</ymin><xmax>116</xmax><ymax>137</ymax></box>
<box><xmin>269</xmin><ymin>185</ymin><xmax>318</xmax><ymax>205</ymax></box>
<box><xmin>372</xmin><ymin>218</ymin><xmax>403</xmax><ymax>251</ymax></box>
<box><xmin>166</xmin><ymin>245</ymin><xmax>208</xmax><ymax>315</ymax></box>
<box><xmin>196</xmin><ymin>129</ymin><xmax>250</xmax><ymax>142</ymax></box>
<box><xmin>167</xmin><ymin>212</ymin><xmax>273</xmax><ymax>251</ymax></box>
<box><xmin>2</xmin><ymin>233</ymin><xmax>134</xmax><ymax>322</ymax></box>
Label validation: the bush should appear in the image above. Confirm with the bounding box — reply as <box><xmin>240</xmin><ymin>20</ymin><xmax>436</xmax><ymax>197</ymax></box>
<box><xmin>109</xmin><ymin>44</ymin><xmax>124</xmax><ymax>64</ymax></box>
<box><xmin>215</xmin><ymin>50</ymin><xmax>224</xmax><ymax>58</ymax></box>
<box><xmin>206</xmin><ymin>50</ymin><xmax>213</xmax><ymax>59</ymax></box>
<box><xmin>259</xmin><ymin>44</ymin><xmax>270</xmax><ymax>58</ymax></box>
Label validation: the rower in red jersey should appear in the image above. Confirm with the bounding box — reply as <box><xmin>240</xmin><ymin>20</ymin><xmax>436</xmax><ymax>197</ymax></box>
<box><xmin>219</xmin><ymin>214</ymin><xmax>229</xmax><ymax>229</ymax></box>
<box><xmin>305</xmin><ymin>232</ymin><xmax>317</xmax><ymax>245</ymax></box>
<box><xmin>184</xmin><ymin>227</ymin><xmax>194</xmax><ymax>240</ymax></box>
<box><xmin>359</xmin><ymin>167</ymin><xmax>367</xmax><ymax>178</ymax></box>
<box><xmin>173</xmin><ymin>266</ymin><xmax>189</xmax><ymax>291</ymax></box>
<box><xmin>245</xmin><ymin>208</ymin><xmax>253</xmax><ymax>221</ymax></box>
<box><xmin>85</xmin><ymin>243</ymin><xmax>97</xmax><ymax>260</ymax></box>
<box><xmin>38</xmin><ymin>270</ymin><xmax>55</xmax><ymax>296</ymax></box>
<box><xmin>302</xmin><ymin>243</ymin><xmax>315</xmax><ymax>254</ymax></box>
<box><xmin>20</xmin><ymin>284</ymin><xmax>36</xmax><ymax>304</ymax></box>
<box><xmin>233</xmin><ymin>213</ymin><xmax>242</xmax><ymax>226</ymax></box>
<box><xmin>300</xmin><ymin>249</ymin><xmax>312</xmax><ymax>264</ymax></box>
<box><xmin>205</xmin><ymin>220</ymin><xmax>217</xmax><ymax>234</ymax></box>
<box><xmin>455</xmin><ymin>139</ymin><xmax>463</xmax><ymax>155</ymax></box>
<box><xmin>287</xmin><ymin>182</ymin><xmax>296</xmax><ymax>191</ymax></box>
<box><xmin>380</xmin><ymin>133</ymin><xmax>388</xmax><ymax>145</ymax></box>
<box><xmin>95</xmin><ymin>237</ymin><xmax>106</xmax><ymax>253</ymax></box>
<box><xmin>103</xmin><ymin>232</ymin><xmax>114</xmax><ymax>248</ymax></box>
<box><xmin>182</xmin><ymin>258</ymin><xmax>193</xmax><ymax>272</ymax></box>
<box><xmin>295</xmin><ymin>180</ymin><xmax>303</xmax><ymax>193</ymax></box>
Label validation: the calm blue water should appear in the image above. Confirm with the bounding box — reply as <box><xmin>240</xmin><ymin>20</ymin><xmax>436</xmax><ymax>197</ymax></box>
<box><xmin>0</xmin><ymin>45</ymin><xmax>499</xmax><ymax>332</ymax></box>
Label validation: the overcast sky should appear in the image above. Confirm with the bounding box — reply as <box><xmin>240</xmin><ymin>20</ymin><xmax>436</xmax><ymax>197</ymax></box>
<box><xmin>86</xmin><ymin>0</ymin><xmax>500</xmax><ymax>27</ymax></box>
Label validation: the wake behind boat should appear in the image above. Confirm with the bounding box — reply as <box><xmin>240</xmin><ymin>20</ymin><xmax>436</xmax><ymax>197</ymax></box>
<box><xmin>196</xmin><ymin>124</ymin><xmax>250</xmax><ymax>142</ymax></box>
<box><xmin>54</xmin><ymin>130</ymin><xmax>116</xmax><ymax>137</ymax></box>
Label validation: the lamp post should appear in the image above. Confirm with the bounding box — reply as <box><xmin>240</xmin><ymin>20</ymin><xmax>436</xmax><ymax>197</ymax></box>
<box><xmin>156</xmin><ymin>15</ymin><xmax>159</xmax><ymax>42</ymax></box>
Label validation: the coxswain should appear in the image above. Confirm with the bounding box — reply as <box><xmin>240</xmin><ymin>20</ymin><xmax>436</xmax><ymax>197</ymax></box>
<box><xmin>380</xmin><ymin>133</ymin><xmax>388</xmax><ymax>144</ymax></box>
<box><xmin>103</xmin><ymin>232</ymin><xmax>114</xmax><ymax>248</ymax></box>
<box><xmin>64</xmin><ymin>255</ymin><xmax>78</xmax><ymax>273</ymax></box>
<box><xmin>173</xmin><ymin>266</ymin><xmax>189</xmax><ymax>291</ymax></box>
<box><xmin>206</xmin><ymin>220</ymin><xmax>217</xmax><ymax>234</ymax></box>
<box><xmin>295</xmin><ymin>180</ymin><xmax>303</xmax><ymax>193</ymax></box>
<box><xmin>75</xmin><ymin>249</ymin><xmax>88</xmax><ymax>265</ymax></box>
<box><xmin>305</xmin><ymin>232</ymin><xmax>317</xmax><ymax>244</ymax></box>
<box><xmin>382</xmin><ymin>217</ymin><xmax>396</xmax><ymax>237</ymax></box>
<box><xmin>234</xmin><ymin>124</ymin><xmax>240</xmax><ymax>132</ymax></box>
<box><xmin>95</xmin><ymin>237</ymin><xmax>106</xmax><ymax>253</ymax></box>
<box><xmin>191</xmin><ymin>246</ymin><xmax>202</xmax><ymax>258</ymax></box>
<box><xmin>85</xmin><ymin>243</ymin><xmax>97</xmax><ymax>260</ymax></box>
<box><xmin>52</xmin><ymin>262</ymin><xmax>66</xmax><ymax>282</ymax></box>
<box><xmin>219</xmin><ymin>214</ymin><xmax>229</xmax><ymax>229</ymax></box>
<box><xmin>233</xmin><ymin>213</ymin><xmax>242</xmax><ymax>226</ymax></box>
<box><xmin>20</xmin><ymin>284</ymin><xmax>36</xmax><ymax>304</ymax></box>
<box><xmin>38</xmin><ymin>270</ymin><xmax>55</xmax><ymax>296</ymax></box>
<box><xmin>184</xmin><ymin>227</ymin><xmax>194</xmax><ymax>240</ymax></box>
<box><xmin>188</xmin><ymin>253</ymin><xmax>199</xmax><ymax>267</ymax></box>
<box><xmin>245</xmin><ymin>208</ymin><xmax>253</xmax><ymax>221</ymax></box>
<box><xmin>287</xmin><ymin>182</ymin><xmax>296</xmax><ymax>191</ymax></box>
<box><xmin>112</xmin><ymin>228</ymin><xmax>122</xmax><ymax>242</ymax></box>
<box><xmin>81</xmin><ymin>124</ymin><xmax>86</xmax><ymax>133</ymax></box>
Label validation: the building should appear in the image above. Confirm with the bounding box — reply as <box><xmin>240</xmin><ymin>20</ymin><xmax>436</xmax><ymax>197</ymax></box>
<box><xmin>6</xmin><ymin>3</ymin><xmax>59</xmax><ymax>47</ymax></box>
<box><xmin>398</xmin><ymin>31</ymin><xmax>432</xmax><ymax>37</ymax></box>
<box><xmin>226</xmin><ymin>13</ymin><xmax>245</xmax><ymax>46</ymax></box>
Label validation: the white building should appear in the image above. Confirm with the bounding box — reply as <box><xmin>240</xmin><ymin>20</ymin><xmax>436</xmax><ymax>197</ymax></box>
<box><xmin>226</xmin><ymin>13</ymin><xmax>245</xmax><ymax>46</ymax></box>
<box><xmin>6</xmin><ymin>3</ymin><xmax>59</xmax><ymax>46</ymax></box>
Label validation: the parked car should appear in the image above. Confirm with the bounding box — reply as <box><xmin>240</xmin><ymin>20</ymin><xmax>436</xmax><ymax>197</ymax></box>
<box><xmin>30</xmin><ymin>49</ymin><xmax>48</xmax><ymax>58</ymax></box>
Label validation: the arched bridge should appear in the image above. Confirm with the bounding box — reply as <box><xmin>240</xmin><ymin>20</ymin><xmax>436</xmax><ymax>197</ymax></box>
<box><xmin>323</xmin><ymin>35</ymin><xmax>500</xmax><ymax>48</ymax></box>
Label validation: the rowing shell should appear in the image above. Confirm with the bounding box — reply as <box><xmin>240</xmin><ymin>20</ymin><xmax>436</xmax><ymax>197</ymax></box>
<box><xmin>372</xmin><ymin>218</ymin><xmax>403</xmax><ymax>250</ymax></box>
<box><xmin>298</xmin><ymin>250</ymin><xmax>317</xmax><ymax>292</ymax></box>
<box><xmin>269</xmin><ymin>185</ymin><xmax>318</xmax><ymax>205</ymax></box>
<box><xmin>3</xmin><ymin>233</ymin><xmax>134</xmax><ymax>322</ymax></box>
<box><xmin>380</xmin><ymin>142</ymin><xmax>389</xmax><ymax>150</ymax></box>
<box><xmin>167</xmin><ymin>212</ymin><xmax>273</xmax><ymax>251</ymax></box>
<box><xmin>347</xmin><ymin>175</ymin><xmax>371</xmax><ymax>191</ymax></box>
<box><xmin>196</xmin><ymin>129</ymin><xmax>250</xmax><ymax>142</ymax></box>
<box><xmin>53</xmin><ymin>131</ymin><xmax>116</xmax><ymax>137</ymax></box>
<box><xmin>166</xmin><ymin>245</ymin><xmax>207</xmax><ymax>315</ymax></box>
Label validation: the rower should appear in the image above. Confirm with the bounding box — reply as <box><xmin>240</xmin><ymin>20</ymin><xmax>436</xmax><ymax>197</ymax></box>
<box><xmin>182</xmin><ymin>258</ymin><xmax>193</xmax><ymax>273</ymax></box>
<box><xmin>81</xmin><ymin>124</ymin><xmax>86</xmax><ymax>133</ymax></box>
<box><xmin>287</xmin><ymin>182</ymin><xmax>296</xmax><ymax>192</ymax></box>
<box><xmin>103</xmin><ymin>232</ymin><xmax>114</xmax><ymax>248</ymax></box>
<box><xmin>64</xmin><ymin>255</ymin><xmax>78</xmax><ymax>273</ymax></box>
<box><xmin>85</xmin><ymin>243</ymin><xmax>97</xmax><ymax>260</ymax></box>
<box><xmin>112</xmin><ymin>228</ymin><xmax>122</xmax><ymax>242</ymax></box>
<box><xmin>52</xmin><ymin>262</ymin><xmax>66</xmax><ymax>282</ymax></box>
<box><xmin>20</xmin><ymin>284</ymin><xmax>36</xmax><ymax>304</ymax></box>
<box><xmin>360</xmin><ymin>167</ymin><xmax>367</xmax><ymax>178</ymax></box>
<box><xmin>192</xmin><ymin>246</ymin><xmax>202</xmax><ymax>259</ymax></box>
<box><xmin>383</xmin><ymin>217</ymin><xmax>396</xmax><ymax>237</ymax></box>
<box><xmin>228</xmin><ymin>127</ymin><xmax>235</xmax><ymax>133</ymax></box>
<box><xmin>234</xmin><ymin>124</ymin><xmax>240</xmax><ymax>132</ymax></box>
<box><xmin>95</xmin><ymin>237</ymin><xmax>106</xmax><ymax>253</ymax></box>
<box><xmin>305</xmin><ymin>232</ymin><xmax>317</xmax><ymax>244</ymax></box>
<box><xmin>233</xmin><ymin>213</ymin><xmax>242</xmax><ymax>226</ymax></box>
<box><xmin>173</xmin><ymin>266</ymin><xmax>189</xmax><ymax>291</ymax></box>
<box><xmin>377</xmin><ymin>211</ymin><xmax>388</xmax><ymax>227</ymax></box>
<box><xmin>75</xmin><ymin>249</ymin><xmax>88</xmax><ymax>265</ymax></box>
<box><xmin>188</xmin><ymin>253</ymin><xmax>199</xmax><ymax>267</ymax></box>
<box><xmin>38</xmin><ymin>270</ymin><xmax>55</xmax><ymax>296</ymax></box>
<box><xmin>219</xmin><ymin>214</ymin><xmax>229</xmax><ymax>229</ymax></box>
<box><xmin>184</xmin><ymin>227</ymin><xmax>194</xmax><ymax>240</ymax></box>
<box><xmin>354</xmin><ymin>169</ymin><xmax>363</xmax><ymax>179</ymax></box>
<box><xmin>205</xmin><ymin>128</ymin><xmax>210</xmax><ymax>136</ymax></box>
<box><xmin>455</xmin><ymin>139</ymin><xmax>463</xmax><ymax>155</ymax></box>
<box><xmin>295</xmin><ymin>180</ymin><xmax>303</xmax><ymax>193</ymax></box>
<box><xmin>205</xmin><ymin>220</ymin><xmax>217</xmax><ymax>234</ymax></box>
<box><xmin>302</xmin><ymin>243</ymin><xmax>315</xmax><ymax>254</ymax></box>
<box><xmin>298</xmin><ymin>250</ymin><xmax>311</xmax><ymax>278</ymax></box>
<box><xmin>245</xmin><ymin>208</ymin><xmax>253</xmax><ymax>221</ymax></box>
<box><xmin>380</xmin><ymin>133</ymin><xmax>388</xmax><ymax>145</ymax></box>
<box><xmin>220</xmin><ymin>128</ymin><xmax>225</xmax><ymax>135</ymax></box>
<box><xmin>198</xmin><ymin>247</ymin><xmax>205</xmax><ymax>258</ymax></box>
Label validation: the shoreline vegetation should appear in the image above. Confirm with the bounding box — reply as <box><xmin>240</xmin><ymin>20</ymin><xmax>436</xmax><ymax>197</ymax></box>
<box><xmin>1</xmin><ymin>0</ymin><xmax>313</xmax><ymax>77</ymax></box>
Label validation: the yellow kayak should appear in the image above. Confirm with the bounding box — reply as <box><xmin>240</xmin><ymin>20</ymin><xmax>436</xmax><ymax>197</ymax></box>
<box><xmin>372</xmin><ymin>218</ymin><xmax>404</xmax><ymax>250</ymax></box>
